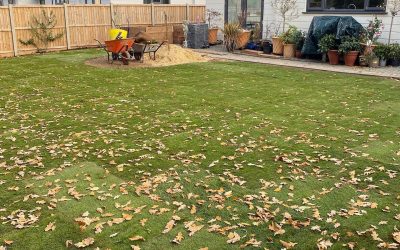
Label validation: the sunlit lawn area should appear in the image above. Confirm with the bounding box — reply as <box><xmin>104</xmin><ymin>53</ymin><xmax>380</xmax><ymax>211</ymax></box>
<box><xmin>0</xmin><ymin>49</ymin><xmax>399</xmax><ymax>249</ymax></box>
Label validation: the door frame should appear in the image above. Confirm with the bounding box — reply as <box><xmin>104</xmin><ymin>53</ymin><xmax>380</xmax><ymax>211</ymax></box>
<box><xmin>224</xmin><ymin>0</ymin><xmax>264</xmax><ymax>33</ymax></box>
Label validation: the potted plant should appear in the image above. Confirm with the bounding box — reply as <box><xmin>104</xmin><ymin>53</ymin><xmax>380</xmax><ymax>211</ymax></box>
<box><xmin>206</xmin><ymin>9</ymin><xmax>222</xmax><ymax>45</ymax></box>
<box><xmin>262</xmin><ymin>40</ymin><xmax>273</xmax><ymax>54</ymax></box>
<box><xmin>374</xmin><ymin>43</ymin><xmax>390</xmax><ymax>66</ymax></box>
<box><xmin>270</xmin><ymin>0</ymin><xmax>298</xmax><ymax>55</ymax></box>
<box><xmin>338</xmin><ymin>36</ymin><xmax>362</xmax><ymax>67</ymax></box>
<box><xmin>280</xmin><ymin>25</ymin><xmax>302</xmax><ymax>58</ymax></box>
<box><xmin>236</xmin><ymin>11</ymin><xmax>251</xmax><ymax>49</ymax></box>
<box><xmin>388</xmin><ymin>43</ymin><xmax>400</xmax><ymax>66</ymax></box>
<box><xmin>222</xmin><ymin>23</ymin><xmax>241</xmax><ymax>52</ymax></box>
<box><xmin>318</xmin><ymin>34</ymin><xmax>339</xmax><ymax>65</ymax></box>
<box><xmin>360</xmin><ymin>16</ymin><xmax>384</xmax><ymax>54</ymax></box>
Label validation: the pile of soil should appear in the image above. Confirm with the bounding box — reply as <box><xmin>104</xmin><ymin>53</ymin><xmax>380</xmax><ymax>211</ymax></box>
<box><xmin>86</xmin><ymin>44</ymin><xmax>210</xmax><ymax>68</ymax></box>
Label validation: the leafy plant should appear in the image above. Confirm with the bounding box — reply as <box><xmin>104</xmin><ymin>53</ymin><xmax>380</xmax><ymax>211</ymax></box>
<box><xmin>361</xmin><ymin>16</ymin><xmax>384</xmax><ymax>45</ymax></box>
<box><xmin>251</xmin><ymin>23</ymin><xmax>262</xmax><ymax>42</ymax></box>
<box><xmin>374</xmin><ymin>43</ymin><xmax>390</xmax><ymax>59</ymax></box>
<box><xmin>271</xmin><ymin>0</ymin><xmax>298</xmax><ymax>32</ymax></box>
<box><xmin>222</xmin><ymin>23</ymin><xmax>241</xmax><ymax>52</ymax></box>
<box><xmin>389</xmin><ymin>43</ymin><xmax>400</xmax><ymax>60</ymax></box>
<box><xmin>280</xmin><ymin>25</ymin><xmax>302</xmax><ymax>45</ymax></box>
<box><xmin>338</xmin><ymin>36</ymin><xmax>362</xmax><ymax>54</ymax></box>
<box><xmin>318</xmin><ymin>34</ymin><xmax>338</xmax><ymax>54</ymax></box>
<box><xmin>19</xmin><ymin>10</ymin><xmax>63</xmax><ymax>53</ymax></box>
<box><xmin>206</xmin><ymin>9</ymin><xmax>222</xmax><ymax>29</ymax></box>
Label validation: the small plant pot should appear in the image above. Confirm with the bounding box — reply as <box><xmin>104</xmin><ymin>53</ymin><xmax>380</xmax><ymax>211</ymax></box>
<box><xmin>236</xmin><ymin>30</ymin><xmax>251</xmax><ymax>49</ymax></box>
<box><xmin>295</xmin><ymin>50</ymin><xmax>302</xmax><ymax>58</ymax></box>
<box><xmin>379</xmin><ymin>59</ymin><xmax>387</xmax><ymax>67</ymax></box>
<box><xmin>283</xmin><ymin>44</ymin><xmax>296</xmax><ymax>58</ymax></box>
<box><xmin>359</xmin><ymin>55</ymin><xmax>368</xmax><ymax>67</ymax></box>
<box><xmin>272</xmin><ymin>37</ymin><xmax>283</xmax><ymax>55</ymax></box>
<box><xmin>327</xmin><ymin>50</ymin><xmax>339</xmax><ymax>65</ymax></box>
<box><xmin>208</xmin><ymin>28</ymin><xmax>219</xmax><ymax>45</ymax></box>
<box><xmin>390</xmin><ymin>59</ymin><xmax>400</xmax><ymax>67</ymax></box>
<box><xmin>369</xmin><ymin>57</ymin><xmax>380</xmax><ymax>68</ymax></box>
<box><xmin>344</xmin><ymin>51</ymin><xmax>359</xmax><ymax>66</ymax></box>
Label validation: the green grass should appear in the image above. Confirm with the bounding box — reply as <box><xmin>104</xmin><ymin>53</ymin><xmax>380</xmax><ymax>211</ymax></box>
<box><xmin>0</xmin><ymin>49</ymin><xmax>399</xmax><ymax>250</ymax></box>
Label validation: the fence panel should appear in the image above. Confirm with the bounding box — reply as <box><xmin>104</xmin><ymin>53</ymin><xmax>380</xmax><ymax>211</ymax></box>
<box><xmin>0</xmin><ymin>7</ymin><xmax>13</xmax><ymax>57</ymax></box>
<box><xmin>68</xmin><ymin>5</ymin><xmax>111</xmax><ymax>47</ymax></box>
<box><xmin>190</xmin><ymin>5</ymin><xmax>206</xmax><ymax>23</ymax></box>
<box><xmin>113</xmin><ymin>4</ymin><xmax>152</xmax><ymax>26</ymax></box>
<box><xmin>0</xmin><ymin>4</ymin><xmax>206</xmax><ymax>57</ymax></box>
<box><xmin>13</xmin><ymin>6</ymin><xmax>66</xmax><ymax>55</ymax></box>
<box><xmin>154</xmin><ymin>5</ymin><xmax>186</xmax><ymax>25</ymax></box>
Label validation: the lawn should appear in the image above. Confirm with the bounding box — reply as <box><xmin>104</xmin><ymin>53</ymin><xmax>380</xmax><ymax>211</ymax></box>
<box><xmin>0</xmin><ymin>49</ymin><xmax>399</xmax><ymax>250</ymax></box>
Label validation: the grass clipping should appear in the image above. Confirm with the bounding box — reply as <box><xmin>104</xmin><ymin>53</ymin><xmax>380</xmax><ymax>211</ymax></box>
<box><xmin>87</xmin><ymin>44</ymin><xmax>209</xmax><ymax>68</ymax></box>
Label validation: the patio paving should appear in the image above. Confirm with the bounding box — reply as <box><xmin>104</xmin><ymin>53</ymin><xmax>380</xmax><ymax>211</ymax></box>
<box><xmin>197</xmin><ymin>45</ymin><xmax>400</xmax><ymax>79</ymax></box>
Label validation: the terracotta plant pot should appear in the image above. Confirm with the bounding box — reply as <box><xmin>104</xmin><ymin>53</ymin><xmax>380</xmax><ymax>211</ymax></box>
<box><xmin>344</xmin><ymin>51</ymin><xmax>359</xmax><ymax>66</ymax></box>
<box><xmin>272</xmin><ymin>37</ymin><xmax>283</xmax><ymax>55</ymax></box>
<box><xmin>283</xmin><ymin>44</ymin><xmax>296</xmax><ymax>58</ymax></box>
<box><xmin>295</xmin><ymin>50</ymin><xmax>302</xmax><ymax>58</ymax></box>
<box><xmin>236</xmin><ymin>30</ymin><xmax>251</xmax><ymax>49</ymax></box>
<box><xmin>208</xmin><ymin>28</ymin><xmax>219</xmax><ymax>45</ymax></box>
<box><xmin>327</xmin><ymin>50</ymin><xmax>339</xmax><ymax>65</ymax></box>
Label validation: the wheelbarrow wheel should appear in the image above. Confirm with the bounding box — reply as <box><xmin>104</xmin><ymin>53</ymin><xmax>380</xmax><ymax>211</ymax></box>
<box><xmin>112</xmin><ymin>53</ymin><xmax>119</xmax><ymax>61</ymax></box>
<box><xmin>134</xmin><ymin>53</ymin><xmax>142</xmax><ymax>61</ymax></box>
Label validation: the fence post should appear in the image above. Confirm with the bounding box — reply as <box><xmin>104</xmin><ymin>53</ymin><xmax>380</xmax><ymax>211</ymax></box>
<box><xmin>64</xmin><ymin>4</ymin><xmax>71</xmax><ymax>50</ymax></box>
<box><xmin>151</xmin><ymin>3</ymin><xmax>155</xmax><ymax>26</ymax></box>
<box><xmin>8</xmin><ymin>4</ymin><xmax>17</xmax><ymax>57</ymax></box>
<box><xmin>186</xmin><ymin>3</ymin><xmax>190</xmax><ymax>21</ymax></box>
<box><xmin>110</xmin><ymin>3</ymin><xmax>114</xmax><ymax>28</ymax></box>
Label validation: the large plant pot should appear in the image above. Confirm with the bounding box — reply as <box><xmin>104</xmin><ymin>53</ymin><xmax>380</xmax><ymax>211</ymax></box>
<box><xmin>344</xmin><ymin>51</ymin><xmax>359</xmax><ymax>66</ymax></box>
<box><xmin>283</xmin><ymin>44</ymin><xmax>296</xmax><ymax>58</ymax></box>
<box><xmin>236</xmin><ymin>30</ymin><xmax>251</xmax><ymax>49</ymax></box>
<box><xmin>272</xmin><ymin>37</ymin><xmax>283</xmax><ymax>55</ymax></box>
<box><xmin>208</xmin><ymin>28</ymin><xmax>219</xmax><ymax>45</ymax></box>
<box><xmin>327</xmin><ymin>50</ymin><xmax>339</xmax><ymax>65</ymax></box>
<box><xmin>380</xmin><ymin>59</ymin><xmax>387</xmax><ymax>67</ymax></box>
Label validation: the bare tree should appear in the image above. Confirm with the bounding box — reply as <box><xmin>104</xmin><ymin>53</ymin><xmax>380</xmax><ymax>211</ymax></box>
<box><xmin>388</xmin><ymin>0</ymin><xmax>400</xmax><ymax>44</ymax></box>
<box><xmin>270</xmin><ymin>0</ymin><xmax>298</xmax><ymax>33</ymax></box>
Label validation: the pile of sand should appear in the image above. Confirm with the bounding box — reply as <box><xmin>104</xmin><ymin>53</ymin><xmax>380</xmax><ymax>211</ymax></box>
<box><xmin>86</xmin><ymin>44</ymin><xmax>210</xmax><ymax>68</ymax></box>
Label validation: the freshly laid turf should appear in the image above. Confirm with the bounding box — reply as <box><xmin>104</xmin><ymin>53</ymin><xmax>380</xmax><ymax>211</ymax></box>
<box><xmin>0</xmin><ymin>49</ymin><xmax>399</xmax><ymax>250</ymax></box>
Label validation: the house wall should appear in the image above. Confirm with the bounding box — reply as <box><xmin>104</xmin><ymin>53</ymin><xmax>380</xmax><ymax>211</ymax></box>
<box><xmin>206</xmin><ymin>0</ymin><xmax>400</xmax><ymax>43</ymax></box>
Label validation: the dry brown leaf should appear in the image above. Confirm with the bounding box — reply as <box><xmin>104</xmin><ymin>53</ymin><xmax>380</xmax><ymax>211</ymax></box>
<box><xmin>393</xmin><ymin>232</ymin><xmax>400</xmax><ymax>243</ymax></box>
<box><xmin>280</xmin><ymin>240</ymin><xmax>297</xmax><ymax>249</ymax></box>
<box><xmin>129</xmin><ymin>235</ymin><xmax>145</xmax><ymax>241</ymax></box>
<box><xmin>172</xmin><ymin>232</ymin><xmax>184</xmax><ymax>244</ymax></box>
<box><xmin>74</xmin><ymin>238</ymin><xmax>94</xmax><ymax>248</ymax></box>
<box><xmin>45</xmin><ymin>222</ymin><xmax>56</xmax><ymax>232</ymax></box>
<box><xmin>227</xmin><ymin>232</ymin><xmax>240</xmax><ymax>244</ymax></box>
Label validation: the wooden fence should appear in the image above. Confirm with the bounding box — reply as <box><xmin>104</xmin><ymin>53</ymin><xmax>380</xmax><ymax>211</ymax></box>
<box><xmin>0</xmin><ymin>4</ymin><xmax>206</xmax><ymax>57</ymax></box>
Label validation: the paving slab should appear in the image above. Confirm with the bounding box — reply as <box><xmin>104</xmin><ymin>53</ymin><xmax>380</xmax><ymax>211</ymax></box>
<box><xmin>196</xmin><ymin>46</ymin><xmax>400</xmax><ymax>79</ymax></box>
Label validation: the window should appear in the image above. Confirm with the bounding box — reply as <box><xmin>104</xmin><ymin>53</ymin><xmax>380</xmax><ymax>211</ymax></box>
<box><xmin>307</xmin><ymin>0</ymin><xmax>386</xmax><ymax>12</ymax></box>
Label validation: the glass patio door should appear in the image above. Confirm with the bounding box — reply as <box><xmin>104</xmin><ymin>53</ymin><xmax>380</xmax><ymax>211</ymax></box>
<box><xmin>226</xmin><ymin>0</ymin><xmax>263</xmax><ymax>30</ymax></box>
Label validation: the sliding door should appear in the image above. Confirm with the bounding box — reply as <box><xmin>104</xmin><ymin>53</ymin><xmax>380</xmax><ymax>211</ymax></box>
<box><xmin>225</xmin><ymin>0</ymin><xmax>263</xmax><ymax>30</ymax></box>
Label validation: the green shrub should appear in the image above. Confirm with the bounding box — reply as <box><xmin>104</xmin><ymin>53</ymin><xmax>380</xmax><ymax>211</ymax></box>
<box><xmin>338</xmin><ymin>36</ymin><xmax>362</xmax><ymax>54</ymax></box>
<box><xmin>374</xmin><ymin>43</ymin><xmax>390</xmax><ymax>60</ymax></box>
<box><xmin>388</xmin><ymin>43</ymin><xmax>400</xmax><ymax>60</ymax></box>
<box><xmin>318</xmin><ymin>34</ymin><xmax>338</xmax><ymax>54</ymax></box>
<box><xmin>280</xmin><ymin>25</ymin><xmax>303</xmax><ymax>45</ymax></box>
